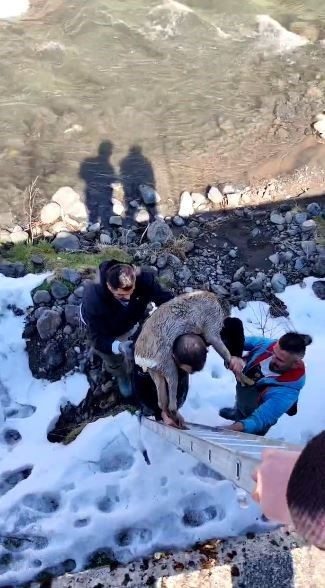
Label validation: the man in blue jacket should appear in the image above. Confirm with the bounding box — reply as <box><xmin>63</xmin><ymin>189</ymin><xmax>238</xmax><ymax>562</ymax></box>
<box><xmin>219</xmin><ymin>332</ymin><xmax>312</xmax><ymax>436</ymax></box>
<box><xmin>81</xmin><ymin>260</ymin><xmax>173</xmax><ymax>397</ymax></box>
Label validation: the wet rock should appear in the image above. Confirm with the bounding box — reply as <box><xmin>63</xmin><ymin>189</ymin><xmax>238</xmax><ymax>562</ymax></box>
<box><xmin>295</xmin><ymin>212</ymin><xmax>308</xmax><ymax>225</ymax></box>
<box><xmin>210</xmin><ymin>284</ymin><xmax>229</xmax><ymax>297</ymax></box>
<box><xmin>10</xmin><ymin>230</ymin><xmax>29</xmax><ymax>244</ymax></box>
<box><xmin>139</xmin><ymin>184</ymin><xmax>160</xmax><ymax>205</ymax></box>
<box><xmin>307</xmin><ymin>202</ymin><xmax>322</xmax><ymax>217</ymax></box>
<box><xmin>208</xmin><ymin>186</ymin><xmax>223</xmax><ymax>206</ymax></box>
<box><xmin>40</xmin><ymin>202</ymin><xmax>61</xmax><ymax>225</ymax></box>
<box><xmin>52</xmin><ymin>187</ymin><xmax>87</xmax><ymax>222</ymax></box>
<box><xmin>59</xmin><ymin>269</ymin><xmax>81</xmax><ymax>285</ymax></box>
<box><xmin>37</xmin><ymin>309</ymin><xmax>62</xmax><ymax>340</ymax></box>
<box><xmin>178</xmin><ymin>191</ymin><xmax>194</xmax><ymax>218</ymax></box>
<box><xmin>33</xmin><ymin>289</ymin><xmax>52</xmax><ymax>305</ymax></box>
<box><xmin>147</xmin><ymin>219</ymin><xmax>173</xmax><ymax>244</ymax></box>
<box><xmin>312</xmin><ymin>280</ymin><xmax>325</xmax><ymax>300</ymax></box>
<box><xmin>270</xmin><ymin>212</ymin><xmax>284</xmax><ymax>225</ymax></box>
<box><xmin>52</xmin><ymin>231</ymin><xmax>80</xmax><ymax>251</ymax></box>
<box><xmin>314</xmin><ymin>254</ymin><xmax>325</xmax><ymax>277</ymax></box>
<box><xmin>51</xmin><ymin>281</ymin><xmax>70</xmax><ymax>300</ymax></box>
<box><xmin>301</xmin><ymin>240</ymin><xmax>316</xmax><ymax>256</ymax></box>
<box><xmin>109</xmin><ymin>216</ymin><xmax>123</xmax><ymax>226</ymax></box>
<box><xmin>64</xmin><ymin>304</ymin><xmax>80</xmax><ymax>328</ymax></box>
<box><xmin>135</xmin><ymin>208</ymin><xmax>150</xmax><ymax>224</ymax></box>
<box><xmin>0</xmin><ymin>229</ymin><xmax>11</xmax><ymax>243</ymax></box>
<box><xmin>302</xmin><ymin>219</ymin><xmax>317</xmax><ymax>232</ymax></box>
<box><xmin>271</xmin><ymin>272</ymin><xmax>287</xmax><ymax>293</ymax></box>
<box><xmin>43</xmin><ymin>341</ymin><xmax>65</xmax><ymax>370</ymax></box>
<box><xmin>172</xmin><ymin>215</ymin><xmax>185</xmax><ymax>226</ymax></box>
<box><xmin>230</xmin><ymin>282</ymin><xmax>246</xmax><ymax>299</ymax></box>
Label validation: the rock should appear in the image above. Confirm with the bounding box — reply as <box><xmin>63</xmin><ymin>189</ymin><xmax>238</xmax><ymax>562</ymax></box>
<box><xmin>147</xmin><ymin>219</ymin><xmax>173</xmax><ymax>244</ymax></box>
<box><xmin>100</xmin><ymin>232</ymin><xmax>112</xmax><ymax>245</ymax></box>
<box><xmin>188</xmin><ymin>226</ymin><xmax>200</xmax><ymax>239</ymax></box>
<box><xmin>43</xmin><ymin>341</ymin><xmax>65</xmax><ymax>370</ymax></box>
<box><xmin>51</xmin><ymin>281</ymin><xmax>70</xmax><ymax>300</ymax></box>
<box><xmin>59</xmin><ymin>269</ymin><xmax>81</xmax><ymax>285</ymax></box>
<box><xmin>210</xmin><ymin>284</ymin><xmax>229</xmax><ymax>297</ymax></box>
<box><xmin>67</xmin><ymin>293</ymin><xmax>79</xmax><ymax>305</ymax></box>
<box><xmin>178</xmin><ymin>191</ymin><xmax>194</xmax><ymax>218</ymax></box>
<box><xmin>88</xmin><ymin>221</ymin><xmax>101</xmax><ymax>232</ymax></box>
<box><xmin>33</xmin><ymin>290</ymin><xmax>52</xmax><ymax>305</ymax></box>
<box><xmin>52</xmin><ymin>187</ymin><xmax>87</xmax><ymax>222</ymax></box>
<box><xmin>250</xmin><ymin>228</ymin><xmax>261</xmax><ymax>238</ymax></box>
<box><xmin>52</xmin><ymin>231</ymin><xmax>80</xmax><ymax>251</ymax></box>
<box><xmin>225</xmin><ymin>193</ymin><xmax>241</xmax><ymax>208</ymax></box>
<box><xmin>314</xmin><ymin>254</ymin><xmax>325</xmax><ymax>277</ymax></box>
<box><xmin>295</xmin><ymin>212</ymin><xmax>308</xmax><ymax>225</ymax></box>
<box><xmin>31</xmin><ymin>254</ymin><xmax>45</xmax><ymax>266</ymax></box>
<box><xmin>34</xmin><ymin>307</ymin><xmax>48</xmax><ymax>320</ymax></box>
<box><xmin>172</xmin><ymin>215</ymin><xmax>185</xmax><ymax>226</ymax></box>
<box><xmin>302</xmin><ymin>219</ymin><xmax>317</xmax><ymax>232</ymax></box>
<box><xmin>129</xmin><ymin>199</ymin><xmax>140</xmax><ymax>209</ymax></box>
<box><xmin>112</xmin><ymin>198</ymin><xmax>125</xmax><ymax>216</ymax></box>
<box><xmin>233</xmin><ymin>266</ymin><xmax>245</xmax><ymax>281</ymax></box>
<box><xmin>0</xmin><ymin>261</ymin><xmax>26</xmax><ymax>278</ymax></box>
<box><xmin>238</xmin><ymin>300</ymin><xmax>247</xmax><ymax>310</ymax></box>
<box><xmin>269</xmin><ymin>253</ymin><xmax>280</xmax><ymax>265</ymax></box>
<box><xmin>285</xmin><ymin>211</ymin><xmax>293</xmax><ymax>224</ymax></box>
<box><xmin>159</xmin><ymin>267</ymin><xmax>175</xmax><ymax>285</ymax></box>
<box><xmin>40</xmin><ymin>202</ymin><xmax>61</xmax><ymax>225</ymax></box>
<box><xmin>10</xmin><ymin>230</ymin><xmax>29</xmax><ymax>244</ymax></box>
<box><xmin>184</xmin><ymin>240</ymin><xmax>195</xmax><ymax>253</ymax></box>
<box><xmin>64</xmin><ymin>304</ymin><xmax>80</xmax><ymax>328</ymax></box>
<box><xmin>312</xmin><ymin>280</ymin><xmax>325</xmax><ymax>300</ymax></box>
<box><xmin>74</xmin><ymin>286</ymin><xmax>84</xmax><ymax>299</ymax></box>
<box><xmin>156</xmin><ymin>254</ymin><xmax>168</xmax><ymax>269</ymax></box>
<box><xmin>307</xmin><ymin>202</ymin><xmax>321</xmax><ymax>216</ymax></box>
<box><xmin>295</xmin><ymin>257</ymin><xmax>306</xmax><ymax>271</ymax></box>
<box><xmin>283</xmin><ymin>251</ymin><xmax>294</xmax><ymax>262</ymax></box>
<box><xmin>168</xmin><ymin>254</ymin><xmax>182</xmax><ymax>269</ymax></box>
<box><xmin>63</xmin><ymin>325</ymin><xmax>73</xmax><ymax>336</ymax></box>
<box><xmin>0</xmin><ymin>229</ymin><xmax>11</xmax><ymax>243</ymax></box>
<box><xmin>228</xmin><ymin>249</ymin><xmax>237</xmax><ymax>259</ymax></box>
<box><xmin>177</xmin><ymin>266</ymin><xmax>192</xmax><ymax>284</ymax></box>
<box><xmin>37</xmin><ymin>310</ymin><xmax>62</xmax><ymax>340</ymax></box>
<box><xmin>109</xmin><ymin>216</ymin><xmax>123</xmax><ymax>226</ymax></box>
<box><xmin>208</xmin><ymin>186</ymin><xmax>223</xmax><ymax>206</ymax></box>
<box><xmin>230</xmin><ymin>282</ymin><xmax>246</xmax><ymax>299</ymax></box>
<box><xmin>301</xmin><ymin>240</ymin><xmax>316</xmax><ymax>256</ymax></box>
<box><xmin>135</xmin><ymin>209</ymin><xmax>150</xmax><ymax>224</ymax></box>
<box><xmin>192</xmin><ymin>193</ymin><xmax>206</xmax><ymax>210</ymax></box>
<box><xmin>247</xmin><ymin>277</ymin><xmax>265</xmax><ymax>292</ymax></box>
<box><xmin>111</xmin><ymin>181</ymin><xmax>125</xmax><ymax>202</ymax></box>
<box><xmin>139</xmin><ymin>184</ymin><xmax>161</xmax><ymax>205</ymax></box>
<box><xmin>271</xmin><ymin>272</ymin><xmax>287</xmax><ymax>293</ymax></box>
<box><xmin>270</xmin><ymin>212</ymin><xmax>285</xmax><ymax>225</ymax></box>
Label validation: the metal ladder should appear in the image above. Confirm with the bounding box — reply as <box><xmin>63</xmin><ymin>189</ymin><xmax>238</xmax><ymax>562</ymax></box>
<box><xmin>141</xmin><ymin>418</ymin><xmax>302</xmax><ymax>493</ymax></box>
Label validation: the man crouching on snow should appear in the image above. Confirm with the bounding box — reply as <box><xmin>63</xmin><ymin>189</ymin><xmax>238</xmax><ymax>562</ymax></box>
<box><xmin>220</xmin><ymin>332</ymin><xmax>312</xmax><ymax>436</ymax></box>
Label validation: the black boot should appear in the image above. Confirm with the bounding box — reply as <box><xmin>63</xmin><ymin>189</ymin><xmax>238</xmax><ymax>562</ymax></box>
<box><xmin>219</xmin><ymin>407</ymin><xmax>243</xmax><ymax>421</ymax></box>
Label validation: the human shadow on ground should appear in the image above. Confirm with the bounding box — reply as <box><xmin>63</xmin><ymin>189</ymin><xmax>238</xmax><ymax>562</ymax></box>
<box><xmin>120</xmin><ymin>144</ymin><xmax>157</xmax><ymax>221</ymax></box>
<box><xmin>79</xmin><ymin>141</ymin><xmax>117</xmax><ymax>228</ymax></box>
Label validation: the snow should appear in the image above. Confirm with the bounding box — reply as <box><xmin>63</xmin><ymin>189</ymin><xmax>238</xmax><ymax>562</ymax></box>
<box><xmin>0</xmin><ymin>1</ymin><xmax>29</xmax><ymax>19</ymax></box>
<box><xmin>0</xmin><ymin>273</ymin><xmax>324</xmax><ymax>584</ymax></box>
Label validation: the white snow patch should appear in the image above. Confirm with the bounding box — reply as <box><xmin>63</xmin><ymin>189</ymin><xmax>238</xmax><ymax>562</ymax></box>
<box><xmin>0</xmin><ymin>275</ymin><xmax>324</xmax><ymax>584</ymax></box>
<box><xmin>0</xmin><ymin>0</ymin><xmax>29</xmax><ymax>19</ymax></box>
<box><xmin>257</xmin><ymin>15</ymin><xmax>309</xmax><ymax>53</ymax></box>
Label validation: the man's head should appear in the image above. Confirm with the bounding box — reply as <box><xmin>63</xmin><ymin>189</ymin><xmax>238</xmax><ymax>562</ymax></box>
<box><xmin>270</xmin><ymin>332</ymin><xmax>312</xmax><ymax>373</ymax></box>
<box><xmin>105</xmin><ymin>264</ymin><xmax>136</xmax><ymax>302</ymax></box>
<box><xmin>172</xmin><ymin>333</ymin><xmax>208</xmax><ymax>374</ymax></box>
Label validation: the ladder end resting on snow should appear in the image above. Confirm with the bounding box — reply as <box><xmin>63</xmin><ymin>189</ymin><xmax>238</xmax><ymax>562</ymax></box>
<box><xmin>141</xmin><ymin>417</ymin><xmax>302</xmax><ymax>493</ymax></box>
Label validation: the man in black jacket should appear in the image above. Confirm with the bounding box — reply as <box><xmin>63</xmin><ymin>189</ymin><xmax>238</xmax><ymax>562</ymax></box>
<box><xmin>81</xmin><ymin>259</ymin><xmax>173</xmax><ymax>397</ymax></box>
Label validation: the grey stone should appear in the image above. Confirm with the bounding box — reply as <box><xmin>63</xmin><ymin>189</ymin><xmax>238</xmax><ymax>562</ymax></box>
<box><xmin>168</xmin><ymin>254</ymin><xmax>182</xmax><ymax>269</ymax></box>
<box><xmin>251</xmin><ymin>228</ymin><xmax>261</xmax><ymax>238</ymax></box>
<box><xmin>228</xmin><ymin>249</ymin><xmax>237</xmax><ymax>258</ymax></box>
<box><xmin>63</xmin><ymin>325</ymin><xmax>73</xmax><ymax>336</ymax></box>
<box><xmin>33</xmin><ymin>290</ymin><xmax>52</xmax><ymax>305</ymax></box>
<box><xmin>302</xmin><ymin>219</ymin><xmax>317</xmax><ymax>232</ymax></box>
<box><xmin>238</xmin><ymin>300</ymin><xmax>247</xmax><ymax>310</ymax></box>
<box><xmin>312</xmin><ymin>280</ymin><xmax>325</xmax><ymax>300</ymax></box>
<box><xmin>129</xmin><ymin>199</ymin><xmax>140</xmax><ymax>209</ymax></box>
<box><xmin>135</xmin><ymin>209</ymin><xmax>150</xmax><ymax>224</ymax></box>
<box><xmin>210</xmin><ymin>284</ymin><xmax>229</xmax><ymax>297</ymax></box>
<box><xmin>188</xmin><ymin>226</ymin><xmax>200</xmax><ymax>239</ymax></box>
<box><xmin>31</xmin><ymin>254</ymin><xmax>45</xmax><ymax>266</ymax></box>
<box><xmin>269</xmin><ymin>253</ymin><xmax>280</xmax><ymax>265</ymax></box>
<box><xmin>159</xmin><ymin>267</ymin><xmax>175</xmax><ymax>285</ymax></box>
<box><xmin>74</xmin><ymin>286</ymin><xmax>84</xmax><ymax>299</ymax></box>
<box><xmin>295</xmin><ymin>257</ymin><xmax>306</xmax><ymax>271</ymax></box>
<box><xmin>37</xmin><ymin>310</ymin><xmax>62</xmax><ymax>340</ymax></box>
<box><xmin>88</xmin><ymin>222</ymin><xmax>101</xmax><ymax>232</ymax></box>
<box><xmin>283</xmin><ymin>251</ymin><xmax>294</xmax><ymax>262</ymax></box>
<box><xmin>271</xmin><ymin>272</ymin><xmax>287</xmax><ymax>293</ymax></box>
<box><xmin>67</xmin><ymin>293</ymin><xmax>80</xmax><ymax>305</ymax></box>
<box><xmin>301</xmin><ymin>240</ymin><xmax>316</xmax><ymax>256</ymax></box>
<box><xmin>270</xmin><ymin>213</ymin><xmax>284</xmax><ymax>225</ymax></box>
<box><xmin>40</xmin><ymin>202</ymin><xmax>61</xmax><ymax>225</ymax></box>
<box><xmin>109</xmin><ymin>216</ymin><xmax>123</xmax><ymax>227</ymax></box>
<box><xmin>43</xmin><ymin>341</ymin><xmax>65</xmax><ymax>370</ymax></box>
<box><xmin>139</xmin><ymin>184</ymin><xmax>161</xmax><ymax>205</ymax></box>
<box><xmin>157</xmin><ymin>254</ymin><xmax>168</xmax><ymax>269</ymax></box>
<box><xmin>177</xmin><ymin>266</ymin><xmax>192</xmax><ymax>284</ymax></box>
<box><xmin>247</xmin><ymin>277</ymin><xmax>265</xmax><ymax>292</ymax></box>
<box><xmin>285</xmin><ymin>211</ymin><xmax>293</xmax><ymax>224</ymax></box>
<box><xmin>59</xmin><ymin>269</ymin><xmax>81</xmax><ymax>285</ymax></box>
<box><xmin>64</xmin><ymin>305</ymin><xmax>80</xmax><ymax>328</ymax></box>
<box><xmin>178</xmin><ymin>191</ymin><xmax>194</xmax><ymax>217</ymax></box>
<box><xmin>147</xmin><ymin>220</ymin><xmax>173</xmax><ymax>244</ymax></box>
<box><xmin>230</xmin><ymin>281</ymin><xmax>246</xmax><ymax>298</ymax></box>
<box><xmin>34</xmin><ymin>307</ymin><xmax>48</xmax><ymax>320</ymax></box>
<box><xmin>295</xmin><ymin>212</ymin><xmax>308</xmax><ymax>225</ymax></box>
<box><xmin>52</xmin><ymin>187</ymin><xmax>87</xmax><ymax>222</ymax></box>
<box><xmin>100</xmin><ymin>233</ymin><xmax>112</xmax><ymax>245</ymax></box>
<box><xmin>51</xmin><ymin>281</ymin><xmax>70</xmax><ymax>300</ymax></box>
<box><xmin>192</xmin><ymin>193</ymin><xmax>207</xmax><ymax>210</ymax></box>
<box><xmin>52</xmin><ymin>232</ymin><xmax>80</xmax><ymax>251</ymax></box>
<box><xmin>307</xmin><ymin>202</ymin><xmax>322</xmax><ymax>217</ymax></box>
<box><xmin>10</xmin><ymin>230</ymin><xmax>29</xmax><ymax>244</ymax></box>
<box><xmin>172</xmin><ymin>215</ymin><xmax>185</xmax><ymax>226</ymax></box>
<box><xmin>314</xmin><ymin>254</ymin><xmax>325</xmax><ymax>277</ymax></box>
<box><xmin>233</xmin><ymin>266</ymin><xmax>245</xmax><ymax>280</ymax></box>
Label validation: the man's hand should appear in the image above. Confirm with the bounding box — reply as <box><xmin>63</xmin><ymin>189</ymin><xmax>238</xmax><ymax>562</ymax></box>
<box><xmin>222</xmin><ymin>422</ymin><xmax>244</xmax><ymax>432</ymax></box>
<box><xmin>229</xmin><ymin>356</ymin><xmax>246</xmax><ymax>378</ymax></box>
<box><xmin>251</xmin><ymin>449</ymin><xmax>301</xmax><ymax>523</ymax></box>
<box><xmin>161</xmin><ymin>410</ymin><xmax>186</xmax><ymax>429</ymax></box>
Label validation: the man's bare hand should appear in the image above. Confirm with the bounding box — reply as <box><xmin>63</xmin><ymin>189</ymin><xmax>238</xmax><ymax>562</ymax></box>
<box><xmin>161</xmin><ymin>410</ymin><xmax>186</xmax><ymax>429</ymax></box>
<box><xmin>229</xmin><ymin>356</ymin><xmax>246</xmax><ymax>377</ymax></box>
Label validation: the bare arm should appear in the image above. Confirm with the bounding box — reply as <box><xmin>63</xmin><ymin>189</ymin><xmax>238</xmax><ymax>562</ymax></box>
<box><xmin>147</xmin><ymin>368</ymin><xmax>168</xmax><ymax>411</ymax></box>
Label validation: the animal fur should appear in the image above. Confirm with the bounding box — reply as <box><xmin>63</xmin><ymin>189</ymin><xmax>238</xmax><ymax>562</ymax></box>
<box><xmin>135</xmin><ymin>291</ymin><xmax>232</xmax><ymax>414</ymax></box>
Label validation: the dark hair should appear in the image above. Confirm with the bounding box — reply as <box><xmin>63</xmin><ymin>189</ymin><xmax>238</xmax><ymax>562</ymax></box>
<box><xmin>105</xmin><ymin>264</ymin><xmax>135</xmax><ymax>290</ymax></box>
<box><xmin>173</xmin><ymin>334</ymin><xmax>207</xmax><ymax>372</ymax></box>
<box><xmin>279</xmin><ymin>332</ymin><xmax>312</xmax><ymax>356</ymax></box>
<box><xmin>287</xmin><ymin>431</ymin><xmax>325</xmax><ymax>549</ymax></box>
<box><xmin>220</xmin><ymin>317</ymin><xmax>245</xmax><ymax>358</ymax></box>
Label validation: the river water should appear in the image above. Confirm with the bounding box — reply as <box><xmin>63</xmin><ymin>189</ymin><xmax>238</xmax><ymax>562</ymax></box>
<box><xmin>0</xmin><ymin>0</ymin><xmax>325</xmax><ymax>224</ymax></box>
